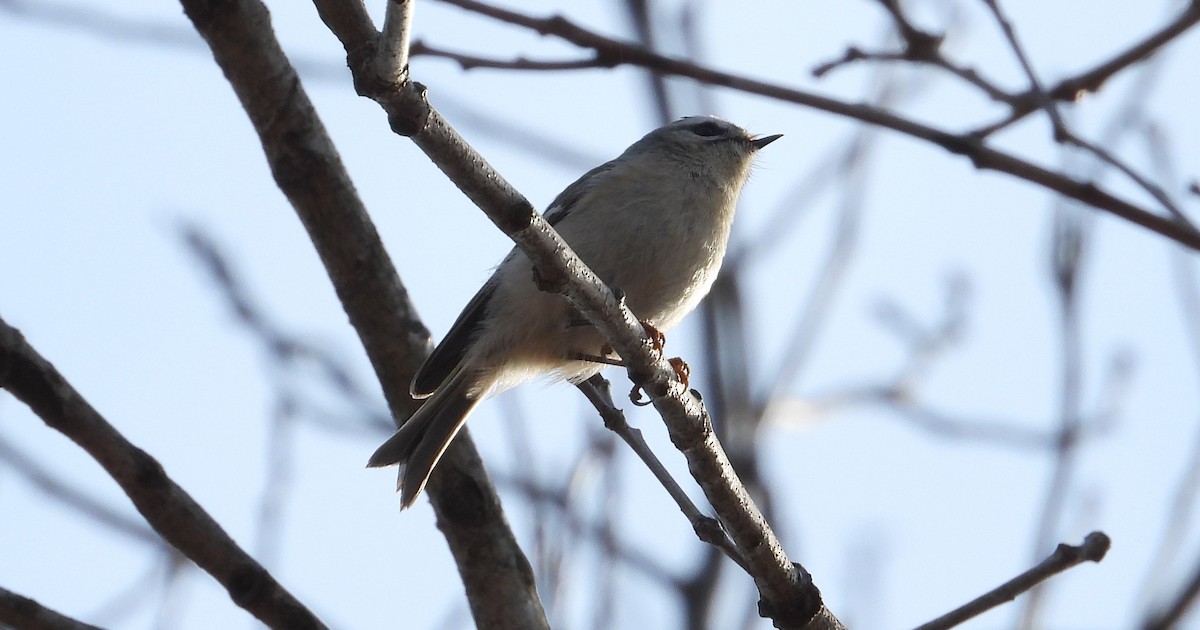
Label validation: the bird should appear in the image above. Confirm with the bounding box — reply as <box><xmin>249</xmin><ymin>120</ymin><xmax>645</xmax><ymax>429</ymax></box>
<box><xmin>369</xmin><ymin>115</ymin><xmax>781</xmax><ymax>508</ymax></box>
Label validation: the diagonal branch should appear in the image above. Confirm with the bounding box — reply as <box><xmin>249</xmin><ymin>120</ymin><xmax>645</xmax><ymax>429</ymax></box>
<box><xmin>978</xmin><ymin>0</ymin><xmax>1200</xmax><ymax>135</ymax></box>
<box><xmin>576</xmin><ymin>375</ymin><xmax>751</xmax><ymax>574</ymax></box>
<box><xmin>915</xmin><ymin>532</ymin><xmax>1111</xmax><ymax>630</ymax></box>
<box><xmin>312</xmin><ymin>1</ymin><xmax>841</xmax><ymax>627</ymax></box>
<box><xmin>0</xmin><ymin>316</ymin><xmax>328</xmax><ymax>630</ymax></box>
<box><xmin>434</xmin><ymin>0</ymin><xmax>1200</xmax><ymax>252</ymax></box>
<box><xmin>0</xmin><ymin>586</ymin><xmax>106</xmax><ymax>630</ymax></box>
<box><xmin>175</xmin><ymin>1</ymin><xmax>545</xmax><ymax>628</ymax></box>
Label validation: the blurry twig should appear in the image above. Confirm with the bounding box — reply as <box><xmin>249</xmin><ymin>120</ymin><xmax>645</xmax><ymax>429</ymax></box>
<box><xmin>0</xmin><ymin>436</ymin><xmax>159</xmax><ymax>545</ymax></box>
<box><xmin>589</xmin><ymin>425</ymin><xmax>621</xmax><ymax>630</ymax></box>
<box><xmin>494</xmin><ymin>470</ymin><xmax>679</xmax><ymax>587</ymax></box>
<box><xmin>790</xmin><ymin>270</ymin><xmax>1121</xmax><ymax>451</ymax></box>
<box><xmin>87</xmin><ymin>551</ymin><xmax>189</xmax><ymax>629</ymax></box>
<box><xmin>1140</xmin><ymin>257</ymin><xmax>1200</xmax><ymax>624</ymax></box>
<box><xmin>759</xmin><ymin>133</ymin><xmax>870</xmax><ymax>399</ymax></box>
<box><xmin>982</xmin><ymin>0</ymin><xmax>1193</xmax><ymax>228</ymax></box>
<box><xmin>975</xmin><ymin>2</ymin><xmax>1200</xmax><ymax>136</ymax></box>
<box><xmin>1146</xmin><ymin>543</ymin><xmax>1200</xmax><ymax>629</ymax></box>
<box><xmin>179</xmin><ymin>221</ymin><xmax>395</xmax><ymax>437</ymax></box>
<box><xmin>621</xmin><ymin>0</ymin><xmax>672</xmax><ymax>125</ymax></box>
<box><xmin>0</xmin><ymin>0</ymin><xmax>348</xmax><ymax>81</ymax></box>
<box><xmin>1137</xmin><ymin>119</ymin><xmax>1200</xmax><ymax>626</ymax></box>
<box><xmin>179</xmin><ymin>221</ymin><xmax>401</xmax><ymax>565</ymax></box>
<box><xmin>0</xmin><ymin>435</ymin><xmax>186</xmax><ymax>626</ymax></box>
<box><xmin>760</xmin><ymin>64</ymin><xmax>912</xmax><ymax>409</ymax></box>
<box><xmin>1019</xmin><ymin>190</ymin><xmax>1090</xmax><ymax>629</ymax></box>
<box><xmin>0</xmin><ymin>315</ymin><xmax>328</xmax><ymax>628</ymax></box>
<box><xmin>820</xmin><ymin>387</ymin><xmax>1062</xmax><ymax>450</ymax></box>
<box><xmin>0</xmin><ymin>0</ymin><xmax>598</xmax><ymax>174</ymax></box>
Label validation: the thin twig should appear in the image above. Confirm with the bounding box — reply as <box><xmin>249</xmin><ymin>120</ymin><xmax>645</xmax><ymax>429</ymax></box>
<box><xmin>1020</xmin><ymin>198</ymin><xmax>1089</xmax><ymax>629</ymax></box>
<box><xmin>914</xmin><ymin>532</ymin><xmax>1111</xmax><ymax>630</ymax></box>
<box><xmin>433</xmin><ymin>0</ymin><xmax>1200</xmax><ymax>251</ymax></box>
<box><xmin>411</xmin><ymin>39</ymin><xmax>607</xmax><ymax>71</ymax></box>
<box><xmin>576</xmin><ymin>375</ymin><xmax>751</xmax><ymax>574</ymax></box>
<box><xmin>1145</xmin><ymin>542</ymin><xmax>1200</xmax><ymax>629</ymax></box>
<box><xmin>314</xmin><ymin>2</ymin><xmax>835</xmax><ymax>625</ymax></box>
<box><xmin>976</xmin><ymin>0</ymin><xmax>1200</xmax><ymax>136</ymax></box>
<box><xmin>1137</xmin><ymin>132</ymin><xmax>1200</xmax><ymax>625</ymax></box>
<box><xmin>980</xmin><ymin>0</ymin><xmax>1067</xmax><ymax>139</ymax></box>
<box><xmin>814</xmin><ymin>0</ymin><xmax>1014</xmax><ymax>103</ymax></box>
<box><xmin>0</xmin><ymin>436</ymin><xmax>160</xmax><ymax>545</ymax></box>
<box><xmin>379</xmin><ymin>0</ymin><xmax>414</xmax><ymax>81</ymax></box>
<box><xmin>1061</xmin><ymin>130</ymin><xmax>1195</xmax><ymax>228</ymax></box>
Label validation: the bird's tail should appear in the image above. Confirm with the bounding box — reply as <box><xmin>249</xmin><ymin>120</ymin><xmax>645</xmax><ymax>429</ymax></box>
<box><xmin>367</xmin><ymin>366</ymin><xmax>485</xmax><ymax>509</ymax></box>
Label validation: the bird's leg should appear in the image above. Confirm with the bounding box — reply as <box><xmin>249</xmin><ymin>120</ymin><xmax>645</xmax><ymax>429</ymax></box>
<box><xmin>565</xmin><ymin>303</ymin><xmax>689</xmax><ymax>395</ymax></box>
<box><xmin>570</xmin><ymin>351</ymin><xmax>624</xmax><ymax>366</ymax></box>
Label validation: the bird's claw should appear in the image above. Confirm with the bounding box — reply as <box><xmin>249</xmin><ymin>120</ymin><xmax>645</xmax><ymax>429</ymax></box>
<box><xmin>629</xmin><ymin>384</ymin><xmax>652</xmax><ymax>406</ymax></box>
<box><xmin>641</xmin><ymin>320</ymin><xmax>666</xmax><ymax>354</ymax></box>
<box><xmin>668</xmin><ymin>357</ymin><xmax>690</xmax><ymax>388</ymax></box>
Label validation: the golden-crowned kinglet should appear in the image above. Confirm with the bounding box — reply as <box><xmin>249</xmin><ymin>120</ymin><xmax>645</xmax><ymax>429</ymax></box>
<box><xmin>369</xmin><ymin>116</ymin><xmax>781</xmax><ymax>508</ymax></box>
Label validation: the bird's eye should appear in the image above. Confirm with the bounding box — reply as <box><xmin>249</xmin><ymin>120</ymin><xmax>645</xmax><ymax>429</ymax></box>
<box><xmin>689</xmin><ymin>121</ymin><xmax>724</xmax><ymax>137</ymax></box>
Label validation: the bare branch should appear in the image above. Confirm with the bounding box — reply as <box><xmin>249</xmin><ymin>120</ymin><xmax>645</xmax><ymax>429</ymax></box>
<box><xmin>313</xmin><ymin>3</ymin><xmax>841</xmax><ymax>629</ymax></box>
<box><xmin>433</xmin><ymin>0</ymin><xmax>1200</xmax><ymax>251</ymax></box>
<box><xmin>813</xmin><ymin>44</ymin><xmax>1014</xmax><ymax>104</ymax></box>
<box><xmin>0</xmin><ymin>587</ymin><xmax>105</xmax><ymax>630</ymax></box>
<box><xmin>978</xmin><ymin>0</ymin><xmax>1200</xmax><ymax>135</ymax></box>
<box><xmin>411</xmin><ymin>39</ymin><xmax>608</xmax><ymax>71</ymax></box>
<box><xmin>980</xmin><ymin>0</ymin><xmax>1068</xmax><ymax>139</ymax></box>
<box><xmin>915</xmin><ymin>532</ymin><xmax>1111</xmax><ymax>630</ymax></box>
<box><xmin>380</xmin><ymin>0</ymin><xmax>415</xmax><ymax>81</ymax></box>
<box><xmin>177</xmin><ymin>1</ymin><xmax>543</xmax><ymax>627</ymax></box>
<box><xmin>0</xmin><ymin>436</ymin><xmax>160</xmax><ymax>546</ymax></box>
<box><xmin>576</xmin><ymin>375</ymin><xmax>751</xmax><ymax>574</ymax></box>
<box><xmin>0</xmin><ymin>316</ymin><xmax>328</xmax><ymax>629</ymax></box>
<box><xmin>815</xmin><ymin>0</ymin><xmax>1014</xmax><ymax>104</ymax></box>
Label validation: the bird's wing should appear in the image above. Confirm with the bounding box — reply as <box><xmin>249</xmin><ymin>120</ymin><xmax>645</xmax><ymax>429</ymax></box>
<box><xmin>410</xmin><ymin>278</ymin><xmax>496</xmax><ymax>398</ymax></box>
<box><xmin>412</xmin><ymin>159</ymin><xmax>619</xmax><ymax>397</ymax></box>
<box><xmin>542</xmin><ymin>159</ymin><xmax>619</xmax><ymax>226</ymax></box>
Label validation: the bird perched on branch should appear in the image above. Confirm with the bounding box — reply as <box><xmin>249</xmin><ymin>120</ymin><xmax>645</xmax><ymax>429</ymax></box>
<box><xmin>369</xmin><ymin>116</ymin><xmax>781</xmax><ymax>508</ymax></box>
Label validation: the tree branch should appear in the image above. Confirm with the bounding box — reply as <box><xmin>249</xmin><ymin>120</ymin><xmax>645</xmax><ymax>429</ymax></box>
<box><xmin>176</xmin><ymin>1</ymin><xmax>544</xmax><ymax>628</ymax></box>
<box><xmin>576</xmin><ymin>375</ymin><xmax>751</xmax><ymax>574</ymax></box>
<box><xmin>0</xmin><ymin>316</ymin><xmax>327</xmax><ymax>629</ymax></box>
<box><xmin>312</xmin><ymin>1</ymin><xmax>841</xmax><ymax>626</ymax></box>
<box><xmin>981</xmin><ymin>0</ymin><xmax>1200</xmax><ymax>135</ymax></box>
<box><xmin>915</xmin><ymin>532</ymin><xmax>1111</xmax><ymax>630</ymax></box>
<box><xmin>0</xmin><ymin>587</ymin><xmax>105</xmax><ymax>630</ymax></box>
<box><xmin>433</xmin><ymin>0</ymin><xmax>1200</xmax><ymax>251</ymax></box>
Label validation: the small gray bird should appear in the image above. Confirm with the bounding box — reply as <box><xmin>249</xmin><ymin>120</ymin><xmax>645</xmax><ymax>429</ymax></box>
<box><xmin>369</xmin><ymin>116</ymin><xmax>781</xmax><ymax>508</ymax></box>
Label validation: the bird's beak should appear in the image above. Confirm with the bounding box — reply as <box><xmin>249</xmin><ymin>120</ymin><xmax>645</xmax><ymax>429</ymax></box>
<box><xmin>751</xmin><ymin>134</ymin><xmax>783</xmax><ymax>149</ymax></box>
